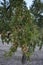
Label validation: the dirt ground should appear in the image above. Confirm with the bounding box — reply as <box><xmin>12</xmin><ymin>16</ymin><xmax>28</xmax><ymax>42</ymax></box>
<box><xmin>0</xmin><ymin>40</ymin><xmax>43</xmax><ymax>65</ymax></box>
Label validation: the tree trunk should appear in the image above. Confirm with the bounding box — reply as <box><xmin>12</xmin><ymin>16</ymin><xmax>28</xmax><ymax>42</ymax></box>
<box><xmin>22</xmin><ymin>53</ymin><xmax>27</xmax><ymax>64</ymax></box>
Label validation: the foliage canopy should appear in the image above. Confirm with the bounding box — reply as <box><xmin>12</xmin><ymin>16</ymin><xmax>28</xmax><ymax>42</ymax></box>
<box><xmin>0</xmin><ymin>0</ymin><xmax>42</xmax><ymax>59</ymax></box>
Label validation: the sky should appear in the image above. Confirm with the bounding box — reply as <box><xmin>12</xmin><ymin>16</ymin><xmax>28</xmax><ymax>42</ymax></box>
<box><xmin>0</xmin><ymin>0</ymin><xmax>33</xmax><ymax>9</ymax></box>
<box><xmin>24</xmin><ymin>0</ymin><xmax>33</xmax><ymax>9</ymax></box>
<box><xmin>25</xmin><ymin>0</ymin><xmax>43</xmax><ymax>9</ymax></box>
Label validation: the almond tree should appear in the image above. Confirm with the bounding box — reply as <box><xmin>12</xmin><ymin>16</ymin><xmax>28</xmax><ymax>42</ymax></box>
<box><xmin>0</xmin><ymin>0</ymin><xmax>40</xmax><ymax>62</ymax></box>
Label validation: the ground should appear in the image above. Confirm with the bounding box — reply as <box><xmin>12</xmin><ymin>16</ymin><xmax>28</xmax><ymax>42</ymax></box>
<box><xmin>0</xmin><ymin>40</ymin><xmax>43</xmax><ymax>65</ymax></box>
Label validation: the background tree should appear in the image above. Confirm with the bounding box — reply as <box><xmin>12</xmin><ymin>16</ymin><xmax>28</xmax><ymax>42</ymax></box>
<box><xmin>0</xmin><ymin>0</ymin><xmax>12</xmax><ymax>43</ymax></box>
<box><xmin>30</xmin><ymin>0</ymin><xmax>43</xmax><ymax>28</ymax></box>
<box><xmin>30</xmin><ymin>0</ymin><xmax>43</xmax><ymax>49</ymax></box>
